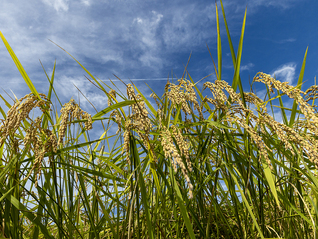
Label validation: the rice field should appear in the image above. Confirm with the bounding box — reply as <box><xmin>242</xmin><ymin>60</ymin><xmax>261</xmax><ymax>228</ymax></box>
<box><xmin>0</xmin><ymin>1</ymin><xmax>317</xmax><ymax>238</ymax></box>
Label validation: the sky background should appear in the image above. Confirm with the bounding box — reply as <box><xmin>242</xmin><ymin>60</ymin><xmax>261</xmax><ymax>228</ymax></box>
<box><xmin>0</xmin><ymin>0</ymin><xmax>317</xmax><ymax>140</ymax></box>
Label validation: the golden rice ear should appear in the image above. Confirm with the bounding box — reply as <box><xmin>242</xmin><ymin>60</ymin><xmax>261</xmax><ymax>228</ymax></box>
<box><xmin>107</xmin><ymin>89</ymin><xmax>117</xmax><ymax>106</ymax></box>
<box><xmin>159</xmin><ymin>125</ymin><xmax>194</xmax><ymax>199</ymax></box>
<box><xmin>0</xmin><ymin>93</ymin><xmax>50</xmax><ymax>147</ymax></box>
<box><xmin>57</xmin><ymin>99</ymin><xmax>93</xmax><ymax>146</ymax></box>
<box><xmin>120</xmin><ymin>83</ymin><xmax>154</xmax><ymax>166</ymax></box>
<box><xmin>0</xmin><ymin>93</ymin><xmax>58</xmax><ymax>187</ymax></box>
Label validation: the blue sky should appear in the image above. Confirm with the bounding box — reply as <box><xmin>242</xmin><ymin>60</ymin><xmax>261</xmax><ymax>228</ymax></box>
<box><xmin>0</xmin><ymin>0</ymin><xmax>316</xmax><ymax>133</ymax></box>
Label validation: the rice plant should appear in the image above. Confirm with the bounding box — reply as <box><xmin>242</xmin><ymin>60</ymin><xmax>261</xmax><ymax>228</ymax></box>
<box><xmin>0</xmin><ymin>1</ymin><xmax>317</xmax><ymax>238</ymax></box>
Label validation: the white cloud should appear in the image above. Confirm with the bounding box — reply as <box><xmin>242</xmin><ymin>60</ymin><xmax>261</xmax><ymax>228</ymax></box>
<box><xmin>81</xmin><ymin>0</ymin><xmax>91</xmax><ymax>6</ymax></box>
<box><xmin>53</xmin><ymin>76</ymin><xmax>109</xmax><ymax>110</ymax></box>
<box><xmin>271</xmin><ymin>63</ymin><xmax>296</xmax><ymax>85</ymax></box>
<box><xmin>240</xmin><ymin>63</ymin><xmax>254</xmax><ymax>71</ymax></box>
<box><xmin>277</xmin><ymin>38</ymin><xmax>296</xmax><ymax>43</ymax></box>
<box><xmin>251</xmin><ymin>0</ymin><xmax>298</xmax><ymax>9</ymax></box>
<box><xmin>161</xmin><ymin>3</ymin><xmax>216</xmax><ymax>51</ymax></box>
<box><xmin>133</xmin><ymin>11</ymin><xmax>163</xmax><ymax>48</ymax></box>
<box><xmin>41</xmin><ymin>0</ymin><xmax>69</xmax><ymax>12</ymax></box>
<box><xmin>100</xmin><ymin>50</ymin><xmax>124</xmax><ymax>64</ymax></box>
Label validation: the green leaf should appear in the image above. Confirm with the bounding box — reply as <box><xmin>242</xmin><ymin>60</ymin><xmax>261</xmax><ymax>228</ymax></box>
<box><xmin>263</xmin><ymin>163</ymin><xmax>281</xmax><ymax>209</ymax></box>
<box><xmin>0</xmin><ymin>186</ymin><xmax>16</xmax><ymax>203</ymax></box>
<box><xmin>219</xmin><ymin>0</ymin><xmax>247</xmax><ymax>107</ymax></box>
<box><xmin>133</xmin><ymin>83</ymin><xmax>157</xmax><ymax>116</ymax></box>
<box><xmin>0</xmin><ymin>31</ymin><xmax>40</xmax><ymax>99</ymax></box>
<box><xmin>229</xmin><ymin>166</ymin><xmax>265</xmax><ymax>239</ymax></box>
<box><xmin>289</xmin><ymin>46</ymin><xmax>308</xmax><ymax>127</ymax></box>
<box><xmin>130</xmin><ymin>136</ymin><xmax>154</xmax><ymax>239</ymax></box>
<box><xmin>0</xmin><ymin>145</ymin><xmax>29</xmax><ymax>182</ymax></box>
<box><xmin>232</xmin><ymin>6</ymin><xmax>247</xmax><ymax>93</ymax></box>
<box><xmin>204</xmin><ymin>119</ymin><xmax>236</xmax><ymax>130</ymax></box>
<box><xmin>168</xmin><ymin>164</ymin><xmax>196</xmax><ymax>239</ymax></box>
<box><xmin>92</xmin><ymin>100</ymin><xmax>141</xmax><ymax>119</ymax></box>
<box><xmin>0</xmin><ymin>188</ymin><xmax>54</xmax><ymax>239</ymax></box>
<box><xmin>215</xmin><ymin>1</ymin><xmax>222</xmax><ymax>81</ymax></box>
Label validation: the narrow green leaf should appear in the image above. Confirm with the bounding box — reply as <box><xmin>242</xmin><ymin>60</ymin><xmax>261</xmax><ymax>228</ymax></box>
<box><xmin>289</xmin><ymin>46</ymin><xmax>308</xmax><ymax>127</ymax></box>
<box><xmin>39</xmin><ymin>60</ymin><xmax>57</xmax><ymax>131</ymax></box>
<box><xmin>58</xmin><ymin>162</ymin><xmax>125</xmax><ymax>182</ymax></box>
<box><xmin>204</xmin><ymin>119</ymin><xmax>236</xmax><ymax>130</ymax></box>
<box><xmin>78</xmin><ymin>173</ymin><xmax>99</xmax><ymax>238</ymax></box>
<box><xmin>169</xmin><ymin>168</ymin><xmax>196</xmax><ymax>239</ymax></box>
<box><xmin>232</xmin><ymin>6</ymin><xmax>247</xmax><ymax>93</ymax></box>
<box><xmin>0</xmin><ymin>94</ymin><xmax>12</xmax><ymax>109</ymax></box>
<box><xmin>150</xmin><ymin>167</ymin><xmax>162</xmax><ymax>199</ymax></box>
<box><xmin>49</xmin><ymin>40</ymin><xmax>106</xmax><ymax>90</ymax></box>
<box><xmin>229</xmin><ymin>166</ymin><xmax>265</xmax><ymax>239</ymax></box>
<box><xmin>39</xmin><ymin>59</ymin><xmax>57</xmax><ymax>102</ymax></box>
<box><xmin>0</xmin><ymin>188</ymin><xmax>54</xmax><ymax>239</ymax></box>
<box><xmin>0</xmin><ymin>31</ymin><xmax>40</xmax><ymax>99</ymax></box>
<box><xmin>215</xmin><ymin>1</ymin><xmax>222</xmax><ymax>81</ymax></box>
<box><xmin>92</xmin><ymin>100</ymin><xmax>141</xmax><ymax>119</ymax></box>
<box><xmin>0</xmin><ymin>186</ymin><xmax>15</xmax><ymax>203</ymax></box>
<box><xmin>276</xmin><ymin>89</ymin><xmax>289</xmax><ymax>126</ymax></box>
<box><xmin>220</xmin><ymin>0</ymin><xmax>236</xmax><ymax>67</ymax></box>
<box><xmin>95</xmin><ymin>195</ymin><xmax>118</xmax><ymax>239</ymax></box>
<box><xmin>130</xmin><ymin>136</ymin><xmax>154</xmax><ymax>239</ymax></box>
<box><xmin>263</xmin><ymin>164</ymin><xmax>281</xmax><ymax>209</ymax></box>
<box><xmin>0</xmin><ymin>145</ymin><xmax>29</xmax><ymax>182</ymax></box>
<box><xmin>133</xmin><ymin>83</ymin><xmax>157</xmax><ymax>116</ymax></box>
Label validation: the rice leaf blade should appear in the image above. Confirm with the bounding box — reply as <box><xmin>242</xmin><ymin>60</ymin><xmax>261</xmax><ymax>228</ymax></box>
<box><xmin>0</xmin><ymin>31</ymin><xmax>40</xmax><ymax>98</ymax></box>
<box><xmin>289</xmin><ymin>46</ymin><xmax>308</xmax><ymax>127</ymax></box>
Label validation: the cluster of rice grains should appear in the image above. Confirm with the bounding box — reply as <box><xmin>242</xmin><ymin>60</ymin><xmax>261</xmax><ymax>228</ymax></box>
<box><xmin>160</xmin><ymin>125</ymin><xmax>194</xmax><ymax>198</ymax></box>
<box><xmin>58</xmin><ymin>98</ymin><xmax>93</xmax><ymax>145</ymax></box>
<box><xmin>110</xmin><ymin>74</ymin><xmax>318</xmax><ymax>199</ymax></box>
<box><xmin>0</xmin><ymin>93</ymin><xmax>93</xmax><ymax>187</ymax></box>
<box><xmin>121</xmin><ymin>84</ymin><xmax>156</xmax><ymax>166</ymax></box>
<box><xmin>159</xmin><ymin>79</ymin><xmax>199</xmax><ymax>198</ymax></box>
<box><xmin>203</xmin><ymin>72</ymin><xmax>318</xmax><ymax>169</ymax></box>
<box><xmin>108</xmin><ymin>89</ymin><xmax>123</xmax><ymax>134</ymax></box>
<box><xmin>109</xmin><ymin>81</ymin><xmax>196</xmax><ymax>198</ymax></box>
<box><xmin>203</xmin><ymin>78</ymin><xmax>274</xmax><ymax>169</ymax></box>
<box><xmin>254</xmin><ymin>72</ymin><xmax>318</xmax><ymax>167</ymax></box>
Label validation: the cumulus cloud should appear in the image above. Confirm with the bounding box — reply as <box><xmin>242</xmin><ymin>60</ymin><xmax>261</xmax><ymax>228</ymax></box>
<box><xmin>81</xmin><ymin>0</ymin><xmax>91</xmax><ymax>6</ymax></box>
<box><xmin>41</xmin><ymin>0</ymin><xmax>69</xmax><ymax>12</ymax></box>
<box><xmin>270</xmin><ymin>63</ymin><xmax>296</xmax><ymax>85</ymax></box>
<box><xmin>240</xmin><ymin>63</ymin><xmax>254</xmax><ymax>71</ymax></box>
